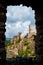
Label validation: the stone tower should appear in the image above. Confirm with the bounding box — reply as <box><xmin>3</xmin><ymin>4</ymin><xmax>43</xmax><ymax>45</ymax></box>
<box><xmin>29</xmin><ymin>25</ymin><xmax>35</xmax><ymax>34</ymax></box>
<box><xmin>18</xmin><ymin>32</ymin><xmax>22</xmax><ymax>39</ymax></box>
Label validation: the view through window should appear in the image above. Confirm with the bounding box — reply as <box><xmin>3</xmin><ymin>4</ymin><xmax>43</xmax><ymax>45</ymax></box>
<box><xmin>5</xmin><ymin>4</ymin><xmax>36</xmax><ymax>58</ymax></box>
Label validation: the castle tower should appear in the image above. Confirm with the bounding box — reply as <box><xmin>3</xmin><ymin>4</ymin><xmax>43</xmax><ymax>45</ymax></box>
<box><xmin>18</xmin><ymin>32</ymin><xmax>22</xmax><ymax>39</ymax></box>
<box><xmin>18</xmin><ymin>32</ymin><xmax>22</xmax><ymax>36</ymax></box>
<box><xmin>29</xmin><ymin>25</ymin><xmax>35</xmax><ymax>34</ymax></box>
<box><xmin>13</xmin><ymin>36</ymin><xmax>17</xmax><ymax>45</ymax></box>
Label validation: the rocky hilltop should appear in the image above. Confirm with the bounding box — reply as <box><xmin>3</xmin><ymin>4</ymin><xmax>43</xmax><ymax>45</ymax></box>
<box><xmin>5</xmin><ymin>25</ymin><xmax>36</xmax><ymax>58</ymax></box>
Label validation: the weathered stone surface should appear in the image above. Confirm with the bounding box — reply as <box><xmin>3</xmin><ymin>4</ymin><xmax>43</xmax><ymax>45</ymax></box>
<box><xmin>35</xmin><ymin>11</ymin><xmax>43</xmax><ymax>65</ymax></box>
<box><xmin>0</xmin><ymin>0</ymin><xmax>43</xmax><ymax>65</ymax></box>
<box><xmin>0</xmin><ymin>4</ymin><xmax>6</xmax><ymax>60</ymax></box>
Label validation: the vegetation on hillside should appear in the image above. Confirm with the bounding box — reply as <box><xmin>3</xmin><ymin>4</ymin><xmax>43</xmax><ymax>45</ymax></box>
<box><xmin>5</xmin><ymin>34</ymin><xmax>36</xmax><ymax>58</ymax></box>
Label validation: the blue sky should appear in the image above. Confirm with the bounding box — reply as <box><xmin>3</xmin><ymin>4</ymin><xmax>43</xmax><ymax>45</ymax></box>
<box><xmin>5</xmin><ymin>4</ymin><xmax>36</xmax><ymax>38</ymax></box>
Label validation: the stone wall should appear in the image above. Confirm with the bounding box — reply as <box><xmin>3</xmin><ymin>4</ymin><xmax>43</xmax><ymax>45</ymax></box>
<box><xmin>0</xmin><ymin>0</ymin><xmax>43</xmax><ymax>65</ymax></box>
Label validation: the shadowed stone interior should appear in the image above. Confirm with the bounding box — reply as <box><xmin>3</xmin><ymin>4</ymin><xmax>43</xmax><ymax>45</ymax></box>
<box><xmin>0</xmin><ymin>0</ymin><xmax>43</xmax><ymax>65</ymax></box>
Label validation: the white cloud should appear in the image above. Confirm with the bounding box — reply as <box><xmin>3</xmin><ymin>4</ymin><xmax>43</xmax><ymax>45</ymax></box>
<box><xmin>22</xmin><ymin>21</ymin><xmax>31</xmax><ymax>29</ymax></box>
<box><xmin>5</xmin><ymin>5</ymin><xmax>36</xmax><ymax>38</ymax></box>
<box><xmin>5</xmin><ymin>21</ymin><xmax>31</xmax><ymax>38</ymax></box>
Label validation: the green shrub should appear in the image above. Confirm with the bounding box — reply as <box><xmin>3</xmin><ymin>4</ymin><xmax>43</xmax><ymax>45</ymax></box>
<box><xmin>24</xmin><ymin>41</ymin><xmax>29</xmax><ymax>46</ymax></box>
<box><xmin>17</xmin><ymin>37</ymin><xmax>21</xmax><ymax>43</ymax></box>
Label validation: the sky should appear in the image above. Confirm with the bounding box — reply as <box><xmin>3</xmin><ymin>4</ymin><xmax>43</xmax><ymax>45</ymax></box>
<box><xmin>5</xmin><ymin>4</ymin><xmax>36</xmax><ymax>38</ymax></box>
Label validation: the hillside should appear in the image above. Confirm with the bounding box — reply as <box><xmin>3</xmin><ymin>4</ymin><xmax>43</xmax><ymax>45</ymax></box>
<box><xmin>5</xmin><ymin>33</ymin><xmax>36</xmax><ymax>58</ymax></box>
<box><xmin>5</xmin><ymin>38</ymin><xmax>11</xmax><ymax>43</ymax></box>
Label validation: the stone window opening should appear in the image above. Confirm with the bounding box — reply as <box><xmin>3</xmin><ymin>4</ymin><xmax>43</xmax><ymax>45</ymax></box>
<box><xmin>5</xmin><ymin>5</ymin><xmax>36</xmax><ymax>59</ymax></box>
<box><xmin>0</xmin><ymin>0</ymin><xmax>43</xmax><ymax>65</ymax></box>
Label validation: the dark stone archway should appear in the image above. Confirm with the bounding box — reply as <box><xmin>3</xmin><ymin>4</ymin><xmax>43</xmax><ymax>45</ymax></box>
<box><xmin>0</xmin><ymin>0</ymin><xmax>43</xmax><ymax>65</ymax></box>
